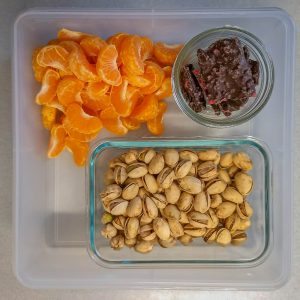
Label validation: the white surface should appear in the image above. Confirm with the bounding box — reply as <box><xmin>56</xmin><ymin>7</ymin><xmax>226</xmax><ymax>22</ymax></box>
<box><xmin>1</xmin><ymin>0</ymin><xmax>299</xmax><ymax>299</ymax></box>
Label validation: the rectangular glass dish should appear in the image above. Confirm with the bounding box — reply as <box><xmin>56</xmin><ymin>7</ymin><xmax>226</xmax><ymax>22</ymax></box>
<box><xmin>89</xmin><ymin>137</ymin><xmax>272</xmax><ymax>267</ymax></box>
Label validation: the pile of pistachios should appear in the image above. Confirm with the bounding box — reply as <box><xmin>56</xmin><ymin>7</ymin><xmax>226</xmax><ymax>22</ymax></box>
<box><xmin>99</xmin><ymin>148</ymin><xmax>254</xmax><ymax>253</ymax></box>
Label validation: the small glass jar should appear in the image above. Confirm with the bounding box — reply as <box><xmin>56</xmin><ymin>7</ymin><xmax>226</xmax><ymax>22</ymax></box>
<box><xmin>172</xmin><ymin>26</ymin><xmax>274</xmax><ymax>127</ymax></box>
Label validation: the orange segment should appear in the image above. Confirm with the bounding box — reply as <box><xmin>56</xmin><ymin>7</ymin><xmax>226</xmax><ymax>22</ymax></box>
<box><xmin>59</xmin><ymin>69</ymin><xmax>73</xmax><ymax>77</ymax></box>
<box><xmin>65</xmin><ymin>103</ymin><xmax>103</xmax><ymax>134</ymax></box>
<box><xmin>154</xmin><ymin>77</ymin><xmax>172</xmax><ymax>99</ymax></box>
<box><xmin>140</xmin><ymin>61</ymin><xmax>165</xmax><ymax>95</ymax></box>
<box><xmin>153</xmin><ymin>42</ymin><xmax>183</xmax><ymax>65</ymax></box>
<box><xmin>47</xmin><ymin>124</ymin><xmax>66</xmax><ymax>158</ymax></box>
<box><xmin>121</xmin><ymin>117</ymin><xmax>141</xmax><ymax>130</ymax></box>
<box><xmin>120</xmin><ymin>35</ymin><xmax>144</xmax><ymax>75</ymax></box>
<box><xmin>32</xmin><ymin>47</ymin><xmax>47</xmax><ymax>82</ymax></box>
<box><xmin>68</xmin><ymin>46</ymin><xmax>99</xmax><ymax>82</ymax></box>
<box><xmin>57</xmin><ymin>28</ymin><xmax>91</xmax><ymax>42</ymax></box>
<box><xmin>147</xmin><ymin>101</ymin><xmax>167</xmax><ymax>135</ymax></box>
<box><xmin>35</xmin><ymin>69</ymin><xmax>60</xmax><ymax>105</ymax></box>
<box><xmin>106</xmin><ymin>32</ymin><xmax>129</xmax><ymax>65</ymax></box>
<box><xmin>100</xmin><ymin>106</ymin><xmax>128</xmax><ymax>136</ymax></box>
<box><xmin>162</xmin><ymin>66</ymin><xmax>172</xmax><ymax>77</ymax></box>
<box><xmin>86</xmin><ymin>81</ymin><xmax>110</xmax><ymax>99</ymax></box>
<box><xmin>80</xmin><ymin>36</ymin><xmax>107</xmax><ymax>57</ymax></box>
<box><xmin>41</xmin><ymin>105</ymin><xmax>57</xmax><ymax>130</ymax></box>
<box><xmin>65</xmin><ymin>137</ymin><xmax>89</xmax><ymax>166</ymax></box>
<box><xmin>96</xmin><ymin>44</ymin><xmax>122</xmax><ymax>86</ymax></box>
<box><xmin>59</xmin><ymin>40</ymin><xmax>80</xmax><ymax>52</ymax></box>
<box><xmin>141</xmin><ymin>36</ymin><xmax>153</xmax><ymax>61</ymax></box>
<box><xmin>46</xmin><ymin>97</ymin><xmax>66</xmax><ymax>113</ymax></box>
<box><xmin>36</xmin><ymin>45</ymin><xmax>70</xmax><ymax>72</ymax></box>
<box><xmin>57</xmin><ymin>76</ymin><xmax>85</xmax><ymax>106</ymax></box>
<box><xmin>121</xmin><ymin>65</ymin><xmax>151</xmax><ymax>88</ymax></box>
<box><xmin>130</xmin><ymin>94</ymin><xmax>159</xmax><ymax>122</ymax></box>
<box><xmin>81</xmin><ymin>91</ymin><xmax>111</xmax><ymax>112</ymax></box>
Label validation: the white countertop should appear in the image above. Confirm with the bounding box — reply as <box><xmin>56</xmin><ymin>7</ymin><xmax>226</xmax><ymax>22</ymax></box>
<box><xmin>1</xmin><ymin>0</ymin><xmax>299</xmax><ymax>299</ymax></box>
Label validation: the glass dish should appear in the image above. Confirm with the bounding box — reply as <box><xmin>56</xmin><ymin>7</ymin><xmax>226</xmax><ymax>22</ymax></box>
<box><xmin>172</xmin><ymin>26</ymin><xmax>274</xmax><ymax>127</ymax></box>
<box><xmin>88</xmin><ymin>137</ymin><xmax>272</xmax><ymax>268</ymax></box>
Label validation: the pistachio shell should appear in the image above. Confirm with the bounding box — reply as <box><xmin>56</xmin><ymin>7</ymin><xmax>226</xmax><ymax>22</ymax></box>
<box><xmin>216</xmin><ymin>228</ymin><xmax>231</xmax><ymax>246</ymax></box>
<box><xmin>126</xmin><ymin>196</ymin><xmax>143</xmax><ymax>217</ymax></box>
<box><xmin>174</xmin><ymin>160</ymin><xmax>193</xmax><ymax>179</ymax></box>
<box><xmin>125</xmin><ymin>237</ymin><xmax>137</xmax><ymax>247</ymax></box>
<box><xmin>142</xmin><ymin>173</ymin><xmax>158</xmax><ymax>194</ymax></box>
<box><xmin>100</xmin><ymin>184</ymin><xmax>122</xmax><ymax>202</ymax></box>
<box><xmin>112</xmin><ymin>215</ymin><xmax>126</xmax><ymax>230</ymax></box>
<box><xmin>135</xmin><ymin>240</ymin><xmax>153</xmax><ymax>253</ymax></box>
<box><xmin>148</xmin><ymin>153</ymin><xmax>165</xmax><ymax>174</ymax></box>
<box><xmin>178</xmin><ymin>234</ymin><xmax>193</xmax><ymax>245</ymax></box>
<box><xmin>179</xmin><ymin>150</ymin><xmax>198</xmax><ymax>163</ymax></box>
<box><xmin>210</xmin><ymin>194</ymin><xmax>223</xmax><ymax>208</ymax></box>
<box><xmin>234</xmin><ymin>172</ymin><xmax>253</xmax><ymax>195</ymax></box>
<box><xmin>216</xmin><ymin>202</ymin><xmax>236</xmax><ymax>219</ymax></box>
<box><xmin>126</xmin><ymin>162</ymin><xmax>148</xmax><ymax>178</ymax></box>
<box><xmin>188</xmin><ymin>211</ymin><xmax>210</xmax><ymax>228</ymax></box>
<box><xmin>168</xmin><ymin>218</ymin><xmax>184</xmax><ymax>237</ymax></box>
<box><xmin>198</xmin><ymin>149</ymin><xmax>219</xmax><ymax>161</ymax></box>
<box><xmin>164</xmin><ymin>182</ymin><xmax>181</xmax><ymax>204</ymax></box>
<box><xmin>183</xmin><ymin>224</ymin><xmax>206</xmax><ymax>237</ymax></box>
<box><xmin>218</xmin><ymin>169</ymin><xmax>231</xmax><ymax>184</ymax></box>
<box><xmin>194</xmin><ymin>191</ymin><xmax>211</xmax><ymax>213</ymax></box>
<box><xmin>233</xmin><ymin>152</ymin><xmax>253</xmax><ymax>171</ymax></box>
<box><xmin>206</xmin><ymin>180</ymin><xmax>227</xmax><ymax>195</ymax></box>
<box><xmin>110</xmin><ymin>234</ymin><xmax>125</xmax><ymax>250</ymax></box>
<box><xmin>121</xmin><ymin>150</ymin><xmax>138</xmax><ymax>164</ymax></box>
<box><xmin>138</xmin><ymin>149</ymin><xmax>156</xmax><ymax>164</ymax></box>
<box><xmin>178</xmin><ymin>176</ymin><xmax>202</xmax><ymax>194</ymax></box>
<box><xmin>151</xmin><ymin>193</ymin><xmax>168</xmax><ymax>209</ymax></box>
<box><xmin>122</xmin><ymin>182</ymin><xmax>139</xmax><ymax>200</ymax></box>
<box><xmin>101</xmin><ymin>223</ymin><xmax>117</xmax><ymax>239</ymax></box>
<box><xmin>221</xmin><ymin>187</ymin><xmax>243</xmax><ymax>204</ymax></box>
<box><xmin>143</xmin><ymin>197</ymin><xmax>159</xmax><ymax>219</ymax></box>
<box><xmin>163</xmin><ymin>204</ymin><xmax>181</xmax><ymax>220</ymax></box>
<box><xmin>177</xmin><ymin>192</ymin><xmax>194</xmax><ymax>212</ymax></box>
<box><xmin>220</xmin><ymin>152</ymin><xmax>233</xmax><ymax>168</ymax></box>
<box><xmin>237</xmin><ymin>201</ymin><xmax>253</xmax><ymax>219</ymax></box>
<box><xmin>164</xmin><ymin>149</ymin><xmax>179</xmax><ymax>168</ymax></box>
<box><xmin>109</xmin><ymin>199</ymin><xmax>129</xmax><ymax>215</ymax></box>
<box><xmin>124</xmin><ymin>217</ymin><xmax>139</xmax><ymax>239</ymax></box>
<box><xmin>158</xmin><ymin>236</ymin><xmax>177</xmax><ymax>248</ymax></box>
<box><xmin>153</xmin><ymin>217</ymin><xmax>171</xmax><ymax>240</ymax></box>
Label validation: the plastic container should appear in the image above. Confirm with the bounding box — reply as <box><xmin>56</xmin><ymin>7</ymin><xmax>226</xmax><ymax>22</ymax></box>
<box><xmin>88</xmin><ymin>137</ymin><xmax>272</xmax><ymax>267</ymax></box>
<box><xmin>13</xmin><ymin>8</ymin><xmax>295</xmax><ymax>289</ymax></box>
<box><xmin>172</xmin><ymin>26</ymin><xmax>274</xmax><ymax>127</ymax></box>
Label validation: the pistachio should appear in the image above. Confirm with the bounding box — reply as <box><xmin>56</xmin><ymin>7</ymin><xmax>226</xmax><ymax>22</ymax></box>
<box><xmin>138</xmin><ymin>187</ymin><xmax>151</xmax><ymax>199</ymax></box>
<box><xmin>179</xmin><ymin>211</ymin><xmax>189</xmax><ymax>224</ymax></box>
<box><xmin>151</xmin><ymin>193</ymin><xmax>168</xmax><ymax>209</ymax></box>
<box><xmin>218</xmin><ymin>169</ymin><xmax>231</xmax><ymax>184</ymax></box>
<box><xmin>163</xmin><ymin>204</ymin><xmax>181</xmax><ymax>220</ymax></box>
<box><xmin>228</xmin><ymin>165</ymin><xmax>240</xmax><ymax>177</ymax></box>
<box><xmin>142</xmin><ymin>174</ymin><xmax>158</xmax><ymax>194</ymax></box>
<box><xmin>140</xmin><ymin>213</ymin><xmax>153</xmax><ymax>226</ymax></box>
<box><xmin>220</xmin><ymin>152</ymin><xmax>233</xmax><ymax>168</ymax></box>
<box><xmin>177</xmin><ymin>192</ymin><xmax>194</xmax><ymax>212</ymax></box>
<box><xmin>214</xmin><ymin>152</ymin><xmax>221</xmax><ymax>165</ymax></box>
<box><xmin>109</xmin><ymin>199</ymin><xmax>129</xmax><ymax>215</ymax></box>
<box><xmin>203</xmin><ymin>228</ymin><xmax>217</xmax><ymax>243</ymax></box>
<box><xmin>225</xmin><ymin>213</ymin><xmax>241</xmax><ymax>233</ymax></box>
<box><xmin>188</xmin><ymin>211</ymin><xmax>209</xmax><ymax>228</ymax></box>
<box><xmin>121</xmin><ymin>150</ymin><xmax>138</xmax><ymax>164</ymax></box>
<box><xmin>216</xmin><ymin>202</ymin><xmax>236</xmax><ymax>219</ymax></box>
<box><xmin>135</xmin><ymin>240</ymin><xmax>153</xmax><ymax>253</ymax></box>
<box><xmin>159</xmin><ymin>236</ymin><xmax>177</xmax><ymax>248</ymax></box>
<box><xmin>210</xmin><ymin>194</ymin><xmax>223</xmax><ymax>208</ymax></box>
<box><xmin>101</xmin><ymin>223</ymin><xmax>118</xmax><ymax>239</ymax></box>
<box><xmin>138</xmin><ymin>149</ymin><xmax>156</xmax><ymax>164</ymax></box>
<box><xmin>233</xmin><ymin>152</ymin><xmax>253</xmax><ymax>171</ymax></box>
<box><xmin>104</xmin><ymin>168</ymin><xmax>115</xmax><ymax>185</ymax></box>
<box><xmin>234</xmin><ymin>172</ymin><xmax>253</xmax><ymax>196</ymax></box>
<box><xmin>126</xmin><ymin>196</ymin><xmax>143</xmax><ymax>217</ymax></box>
<box><xmin>198</xmin><ymin>149</ymin><xmax>219</xmax><ymax>161</ymax></box>
<box><xmin>124</xmin><ymin>217</ymin><xmax>139</xmax><ymax>239</ymax></box>
<box><xmin>179</xmin><ymin>150</ymin><xmax>198</xmax><ymax>163</ymax></box>
<box><xmin>237</xmin><ymin>201</ymin><xmax>253</xmax><ymax>219</ymax></box>
<box><xmin>178</xmin><ymin>176</ymin><xmax>202</xmax><ymax>194</ymax></box>
<box><xmin>168</xmin><ymin>218</ymin><xmax>184</xmax><ymax>238</ymax></box>
<box><xmin>221</xmin><ymin>187</ymin><xmax>243</xmax><ymax>204</ymax></box>
<box><xmin>231</xmin><ymin>231</ymin><xmax>247</xmax><ymax>245</ymax></box>
<box><xmin>178</xmin><ymin>234</ymin><xmax>193</xmax><ymax>245</ymax></box>
<box><xmin>188</xmin><ymin>163</ymin><xmax>198</xmax><ymax>176</ymax></box>
<box><xmin>100</xmin><ymin>184</ymin><xmax>122</xmax><ymax>202</ymax></box>
<box><xmin>197</xmin><ymin>161</ymin><xmax>216</xmax><ymax>177</ymax></box>
<box><xmin>207</xmin><ymin>209</ymin><xmax>219</xmax><ymax>228</ymax></box>
<box><xmin>143</xmin><ymin>197</ymin><xmax>159</xmax><ymax>219</ymax></box>
<box><xmin>153</xmin><ymin>217</ymin><xmax>171</xmax><ymax>240</ymax></box>
<box><xmin>124</xmin><ymin>177</ymin><xmax>144</xmax><ymax>188</ymax></box>
<box><xmin>206</xmin><ymin>180</ymin><xmax>227</xmax><ymax>195</ymax></box>
<box><xmin>125</xmin><ymin>237</ymin><xmax>137</xmax><ymax>247</ymax></box>
<box><xmin>140</xmin><ymin>224</ymin><xmax>156</xmax><ymax>241</ymax></box>
<box><xmin>183</xmin><ymin>224</ymin><xmax>206</xmax><ymax>237</ymax></box>
<box><xmin>148</xmin><ymin>153</ymin><xmax>164</xmax><ymax>174</ymax></box>
<box><xmin>201</xmin><ymin>168</ymin><xmax>219</xmax><ymax>182</ymax></box>
<box><xmin>101</xmin><ymin>212</ymin><xmax>113</xmax><ymax>224</ymax></box>
<box><xmin>126</xmin><ymin>162</ymin><xmax>148</xmax><ymax>178</ymax></box>
<box><xmin>157</xmin><ymin>167</ymin><xmax>175</xmax><ymax>189</ymax></box>
<box><xmin>216</xmin><ymin>228</ymin><xmax>231</xmax><ymax>246</ymax></box>
<box><xmin>174</xmin><ymin>160</ymin><xmax>193</xmax><ymax>178</ymax></box>
<box><xmin>110</xmin><ymin>234</ymin><xmax>125</xmax><ymax>250</ymax></box>
<box><xmin>164</xmin><ymin>149</ymin><xmax>179</xmax><ymax>168</ymax></box>
<box><xmin>194</xmin><ymin>191</ymin><xmax>211</xmax><ymax>213</ymax></box>
<box><xmin>109</xmin><ymin>158</ymin><xmax>127</xmax><ymax>168</ymax></box>
<box><xmin>122</xmin><ymin>182</ymin><xmax>139</xmax><ymax>200</ymax></box>
<box><xmin>237</xmin><ymin>218</ymin><xmax>251</xmax><ymax>230</ymax></box>
<box><xmin>112</xmin><ymin>215</ymin><xmax>126</xmax><ymax>230</ymax></box>
<box><xmin>164</xmin><ymin>182</ymin><xmax>181</xmax><ymax>204</ymax></box>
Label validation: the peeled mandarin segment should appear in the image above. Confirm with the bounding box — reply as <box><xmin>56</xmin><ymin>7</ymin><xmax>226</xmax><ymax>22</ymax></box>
<box><xmin>35</xmin><ymin>69</ymin><xmax>60</xmax><ymax>105</ymax></box>
<box><xmin>153</xmin><ymin>42</ymin><xmax>183</xmax><ymax>65</ymax></box>
<box><xmin>120</xmin><ymin>35</ymin><xmax>144</xmax><ymax>75</ymax></box>
<box><xmin>121</xmin><ymin>117</ymin><xmax>141</xmax><ymax>130</ymax></box>
<box><xmin>57</xmin><ymin>28</ymin><xmax>91</xmax><ymax>42</ymax></box>
<box><xmin>162</xmin><ymin>66</ymin><xmax>172</xmax><ymax>77</ymax></box>
<box><xmin>66</xmin><ymin>103</ymin><xmax>103</xmax><ymax>134</ymax></box>
<box><xmin>46</xmin><ymin>97</ymin><xmax>66</xmax><ymax>113</ymax></box>
<box><xmin>81</xmin><ymin>91</ymin><xmax>111</xmax><ymax>111</ymax></box>
<box><xmin>63</xmin><ymin>118</ymin><xmax>98</xmax><ymax>142</ymax></box>
<box><xmin>106</xmin><ymin>32</ymin><xmax>129</xmax><ymax>65</ymax></box>
<box><xmin>32</xmin><ymin>47</ymin><xmax>47</xmax><ymax>82</ymax></box>
<box><xmin>140</xmin><ymin>61</ymin><xmax>165</xmax><ymax>95</ymax></box>
<box><xmin>96</xmin><ymin>44</ymin><xmax>122</xmax><ymax>86</ymax></box>
<box><xmin>154</xmin><ymin>77</ymin><xmax>172</xmax><ymax>99</ymax></box>
<box><xmin>59</xmin><ymin>69</ymin><xmax>73</xmax><ymax>78</ymax></box>
<box><xmin>130</xmin><ymin>94</ymin><xmax>159</xmax><ymax>122</ymax></box>
<box><xmin>68</xmin><ymin>46</ymin><xmax>99</xmax><ymax>82</ymax></box>
<box><xmin>80</xmin><ymin>36</ymin><xmax>107</xmax><ymax>57</ymax></box>
<box><xmin>147</xmin><ymin>101</ymin><xmax>167</xmax><ymax>135</ymax></box>
<box><xmin>100</xmin><ymin>106</ymin><xmax>128</xmax><ymax>136</ymax></box>
<box><xmin>86</xmin><ymin>81</ymin><xmax>110</xmax><ymax>99</ymax></box>
<box><xmin>65</xmin><ymin>136</ymin><xmax>89</xmax><ymax>166</ymax></box>
<box><xmin>141</xmin><ymin>36</ymin><xmax>154</xmax><ymax>61</ymax></box>
<box><xmin>41</xmin><ymin>105</ymin><xmax>57</xmax><ymax>130</ymax></box>
<box><xmin>47</xmin><ymin>124</ymin><xmax>66</xmax><ymax>158</ymax></box>
<box><xmin>57</xmin><ymin>76</ymin><xmax>85</xmax><ymax>106</ymax></box>
<box><xmin>36</xmin><ymin>45</ymin><xmax>70</xmax><ymax>71</ymax></box>
<box><xmin>59</xmin><ymin>40</ymin><xmax>81</xmax><ymax>52</ymax></box>
<box><xmin>121</xmin><ymin>66</ymin><xmax>151</xmax><ymax>88</ymax></box>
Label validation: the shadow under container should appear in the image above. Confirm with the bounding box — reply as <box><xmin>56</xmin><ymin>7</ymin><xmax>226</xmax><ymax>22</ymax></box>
<box><xmin>88</xmin><ymin>137</ymin><xmax>272</xmax><ymax>268</ymax></box>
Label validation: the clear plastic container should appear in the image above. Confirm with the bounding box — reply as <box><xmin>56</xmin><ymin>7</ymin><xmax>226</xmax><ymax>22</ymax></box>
<box><xmin>13</xmin><ymin>8</ymin><xmax>295</xmax><ymax>289</ymax></box>
<box><xmin>88</xmin><ymin>137</ymin><xmax>272</xmax><ymax>268</ymax></box>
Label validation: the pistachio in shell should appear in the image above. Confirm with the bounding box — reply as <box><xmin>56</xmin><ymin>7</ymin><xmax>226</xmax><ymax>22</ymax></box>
<box><xmin>177</xmin><ymin>192</ymin><xmax>194</xmax><ymax>212</ymax></box>
<box><xmin>237</xmin><ymin>218</ymin><xmax>251</xmax><ymax>230</ymax></box>
<box><xmin>109</xmin><ymin>158</ymin><xmax>127</xmax><ymax>168</ymax></box>
<box><xmin>100</xmin><ymin>184</ymin><xmax>122</xmax><ymax>202</ymax></box>
<box><xmin>228</xmin><ymin>165</ymin><xmax>240</xmax><ymax>178</ymax></box>
<box><xmin>140</xmin><ymin>213</ymin><xmax>153</xmax><ymax>226</ymax></box>
<box><xmin>109</xmin><ymin>199</ymin><xmax>129</xmax><ymax>215</ymax></box>
<box><xmin>233</xmin><ymin>152</ymin><xmax>253</xmax><ymax>171</ymax></box>
<box><xmin>121</xmin><ymin>150</ymin><xmax>138</xmax><ymax>164</ymax></box>
<box><xmin>138</xmin><ymin>148</ymin><xmax>156</xmax><ymax>164</ymax></box>
<box><xmin>216</xmin><ymin>201</ymin><xmax>236</xmax><ymax>219</ymax></box>
<box><xmin>104</xmin><ymin>168</ymin><xmax>115</xmax><ymax>185</ymax></box>
<box><xmin>198</xmin><ymin>149</ymin><xmax>219</xmax><ymax>161</ymax></box>
<box><xmin>151</xmin><ymin>193</ymin><xmax>168</xmax><ymax>209</ymax></box>
<box><xmin>142</xmin><ymin>173</ymin><xmax>158</xmax><ymax>194</ymax></box>
<box><xmin>135</xmin><ymin>240</ymin><xmax>153</xmax><ymax>253</ymax></box>
<box><xmin>159</xmin><ymin>236</ymin><xmax>177</xmax><ymax>248</ymax></box>
<box><xmin>179</xmin><ymin>211</ymin><xmax>189</xmax><ymax>224</ymax></box>
<box><xmin>179</xmin><ymin>149</ymin><xmax>199</xmax><ymax>163</ymax></box>
<box><xmin>124</xmin><ymin>217</ymin><xmax>140</xmax><ymax>239</ymax></box>
<box><xmin>188</xmin><ymin>163</ymin><xmax>198</xmax><ymax>176</ymax></box>
<box><xmin>183</xmin><ymin>224</ymin><xmax>206</xmax><ymax>237</ymax></box>
<box><xmin>174</xmin><ymin>160</ymin><xmax>193</xmax><ymax>179</ymax></box>
<box><xmin>164</xmin><ymin>149</ymin><xmax>179</xmax><ymax>168</ymax></box>
<box><xmin>231</xmin><ymin>231</ymin><xmax>247</xmax><ymax>245</ymax></box>
<box><xmin>163</xmin><ymin>204</ymin><xmax>181</xmax><ymax>220</ymax></box>
<box><xmin>164</xmin><ymin>182</ymin><xmax>181</xmax><ymax>204</ymax></box>
<box><xmin>234</xmin><ymin>172</ymin><xmax>253</xmax><ymax>196</ymax></box>
<box><xmin>138</xmin><ymin>187</ymin><xmax>151</xmax><ymax>199</ymax></box>
<box><xmin>197</xmin><ymin>161</ymin><xmax>216</xmax><ymax>177</ymax></box>
<box><xmin>224</xmin><ymin>213</ymin><xmax>241</xmax><ymax>233</ymax></box>
<box><xmin>153</xmin><ymin>217</ymin><xmax>171</xmax><ymax>240</ymax></box>
<box><xmin>126</xmin><ymin>162</ymin><xmax>148</xmax><ymax>178</ymax></box>
<box><xmin>125</xmin><ymin>237</ymin><xmax>137</xmax><ymax>248</ymax></box>
<box><xmin>140</xmin><ymin>224</ymin><xmax>156</xmax><ymax>241</ymax></box>
<box><xmin>143</xmin><ymin>197</ymin><xmax>159</xmax><ymax>219</ymax></box>
<box><xmin>237</xmin><ymin>201</ymin><xmax>253</xmax><ymax>219</ymax></box>
<box><xmin>101</xmin><ymin>223</ymin><xmax>118</xmax><ymax>239</ymax></box>
<box><xmin>178</xmin><ymin>234</ymin><xmax>193</xmax><ymax>245</ymax></box>
<box><xmin>148</xmin><ymin>153</ymin><xmax>165</xmax><ymax>174</ymax></box>
<box><xmin>216</xmin><ymin>228</ymin><xmax>231</xmax><ymax>246</ymax></box>
<box><xmin>126</xmin><ymin>196</ymin><xmax>143</xmax><ymax>217</ymax></box>
<box><xmin>218</xmin><ymin>169</ymin><xmax>231</xmax><ymax>184</ymax></box>
<box><xmin>124</xmin><ymin>177</ymin><xmax>144</xmax><ymax>188</ymax></box>
<box><xmin>122</xmin><ymin>182</ymin><xmax>139</xmax><ymax>200</ymax></box>
<box><xmin>188</xmin><ymin>211</ymin><xmax>210</xmax><ymax>228</ymax></box>
<box><xmin>194</xmin><ymin>191</ymin><xmax>211</xmax><ymax>213</ymax></box>
<box><xmin>220</xmin><ymin>152</ymin><xmax>233</xmax><ymax>168</ymax></box>
<box><xmin>206</xmin><ymin>208</ymin><xmax>219</xmax><ymax>228</ymax></box>
<box><xmin>110</xmin><ymin>234</ymin><xmax>125</xmax><ymax>250</ymax></box>
<box><xmin>178</xmin><ymin>176</ymin><xmax>202</xmax><ymax>194</ymax></box>
<box><xmin>113</xmin><ymin>166</ymin><xmax>128</xmax><ymax>185</ymax></box>
<box><xmin>210</xmin><ymin>194</ymin><xmax>223</xmax><ymax>208</ymax></box>
<box><xmin>112</xmin><ymin>215</ymin><xmax>126</xmax><ymax>230</ymax></box>
<box><xmin>206</xmin><ymin>180</ymin><xmax>227</xmax><ymax>195</ymax></box>
<box><xmin>157</xmin><ymin>167</ymin><xmax>175</xmax><ymax>189</ymax></box>
<box><xmin>168</xmin><ymin>218</ymin><xmax>184</xmax><ymax>238</ymax></box>
<box><xmin>221</xmin><ymin>187</ymin><xmax>243</xmax><ymax>204</ymax></box>
<box><xmin>203</xmin><ymin>228</ymin><xmax>217</xmax><ymax>243</ymax></box>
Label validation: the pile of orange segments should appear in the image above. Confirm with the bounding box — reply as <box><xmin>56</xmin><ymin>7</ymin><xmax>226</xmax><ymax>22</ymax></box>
<box><xmin>33</xmin><ymin>28</ymin><xmax>183</xmax><ymax>166</ymax></box>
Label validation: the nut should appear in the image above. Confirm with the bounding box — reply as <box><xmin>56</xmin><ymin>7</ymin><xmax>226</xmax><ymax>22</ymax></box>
<box><xmin>121</xmin><ymin>150</ymin><xmax>138</xmax><ymax>164</ymax></box>
<box><xmin>126</xmin><ymin>196</ymin><xmax>143</xmax><ymax>217</ymax></box>
<box><xmin>126</xmin><ymin>162</ymin><xmax>148</xmax><ymax>178</ymax></box>
<box><xmin>138</xmin><ymin>187</ymin><xmax>150</xmax><ymax>199</ymax></box>
<box><xmin>101</xmin><ymin>223</ymin><xmax>118</xmax><ymax>239</ymax></box>
<box><xmin>194</xmin><ymin>191</ymin><xmax>211</xmax><ymax>213</ymax></box>
<box><xmin>216</xmin><ymin>202</ymin><xmax>236</xmax><ymax>219</ymax></box>
<box><xmin>203</xmin><ymin>228</ymin><xmax>217</xmax><ymax>243</ymax></box>
<box><xmin>210</xmin><ymin>194</ymin><xmax>223</xmax><ymax>208</ymax></box>
<box><xmin>237</xmin><ymin>218</ymin><xmax>251</xmax><ymax>230</ymax></box>
<box><xmin>179</xmin><ymin>150</ymin><xmax>199</xmax><ymax>163</ymax></box>
<box><xmin>228</xmin><ymin>165</ymin><xmax>240</xmax><ymax>177</ymax></box>
<box><xmin>124</xmin><ymin>217</ymin><xmax>140</xmax><ymax>239</ymax></box>
<box><xmin>140</xmin><ymin>213</ymin><xmax>153</xmax><ymax>226</ymax></box>
<box><xmin>188</xmin><ymin>163</ymin><xmax>198</xmax><ymax>176</ymax></box>
<box><xmin>100</xmin><ymin>184</ymin><xmax>122</xmax><ymax>202</ymax></box>
<box><xmin>220</xmin><ymin>152</ymin><xmax>233</xmax><ymax>168</ymax></box>
<box><xmin>140</xmin><ymin>224</ymin><xmax>156</xmax><ymax>241</ymax></box>
<box><xmin>138</xmin><ymin>149</ymin><xmax>156</xmax><ymax>164</ymax></box>
<box><xmin>198</xmin><ymin>149</ymin><xmax>219</xmax><ymax>161</ymax></box>
<box><xmin>216</xmin><ymin>228</ymin><xmax>231</xmax><ymax>246</ymax></box>
<box><xmin>164</xmin><ymin>182</ymin><xmax>181</xmax><ymax>204</ymax></box>
<box><xmin>183</xmin><ymin>224</ymin><xmax>206</xmax><ymax>237</ymax></box>
<box><xmin>112</xmin><ymin>215</ymin><xmax>126</xmax><ymax>230</ymax></box>
<box><xmin>151</xmin><ymin>193</ymin><xmax>168</xmax><ymax>209</ymax></box>
<box><xmin>178</xmin><ymin>234</ymin><xmax>193</xmax><ymax>245</ymax></box>
<box><xmin>168</xmin><ymin>218</ymin><xmax>184</xmax><ymax>237</ymax></box>
<box><xmin>148</xmin><ymin>153</ymin><xmax>164</xmax><ymax>174</ymax></box>
<box><xmin>158</xmin><ymin>236</ymin><xmax>177</xmax><ymax>248</ymax></box>
<box><xmin>237</xmin><ymin>201</ymin><xmax>253</xmax><ymax>219</ymax></box>
<box><xmin>109</xmin><ymin>199</ymin><xmax>129</xmax><ymax>215</ymax></box>
<box><xmin>164</xmin><ymin>149</ymin><xmax>179</xmax><ymax>168</ymax></box>
<box><xmin>153</xmin><ymin>217</ymin><xmax>171</xmax><ymax>240</ymax></box>
<box><xmin>143</xmin><ymin>197</ymin><xmax>158</xmax><ymax>219</ymax></box>
<box><xmin>122</xmin><ymin>182</ymin><xmax>139</xmax><ymax>200</ymax></box>
<box><xmin>231</xmin><ymin>231</ymin><xmax>247</xmax><ymax>245</ymax></box>
<box><xmin>206</xmin><ymin>208</ymin><xmax>219</xmax><ymax>228</ymax></box>
<box><xmin>221</xmin><ymin>187</ymin><xmax>243</xmax><ymax>204</ymax></box>
<box><xmin>104</xmin><ymin>168</ymin><xmax>115</xmax><ymax>185</ymax></box>
<box><xmin>188</xmin><ymin>211</ymin><xmax>209</xmax><ymax>228</ymax></box>
<box><xmin>124</xmin><ymin>177</ymin><xmax>144</xmax><ymax>188</ymax></box>
<box><xmin>110</xmin><ymin>234</ymin><xmax>125</xmax><ymax>250</ymax></box>
<box><xmin>174</xmin><ymin>160</ymin><xmax>193</xmax><ymax>178</ymax></box>
<box><xmin>233</xmin><ymin>152</ymin><xmax>253</xmax><ymax>171</ymax></box>
<box><xmin>218</xmin><ymin>169</ymin><xmax>231</xmax><ymax>184</ymax></box>
<box><xmin>224</xmin><ymin>213</ymin><xmax>241</xmax><ymax>233</ymax></box>
<box><xmin>234</xmin><ymin>172</ymin><xmax>253</xmax><ymax>196</ymax></box>
<box><xmin>101</xmin><ymin>212</ymin><xmax>113</xmax><ymax>224</ymax></box>
<box><xmin>178</xmin><ymin>176</ymin><xmax>202</xmax><ymax>194</ymax></box>
<box><xmin>135</xmin><ymin>240</ymin><xmax>153</xmax><ymax>253</ymax></box>
<box><xmin>109</xmin><ymin>158</ymin><xmax>127</xmax><ymax>168</ymax></box>
<box><xmin>179</xmin><ymin>211</ymin><xmax>189</xmax><ymax>224</ymax></box>
<box><xmin>142</xmin><ymin>173</ymin><xmax>158</xmax><ymax>194</ymax></box>
<box><xmin>125</xmin><ymin>237</ymin><xmax>137</xmax><ymax>247</ymax></box>
<box><xmin>177</xmin><ymin>192</ymin><xmax>194</xmax><ymax>212</ymax></box>
<box><xmin>206</xmin><ymin>180</ymin><xmax>227</xmax><ymax>195</ymax></box>
<box><xmin>157</xmin><ymin>167</ymin><xmax>175</xmax><ymax>189</ymax></box>
<box><xmin>197</xmin><ymin>161</ymin><xmax>216</xmax><ymax>177</ymax></box>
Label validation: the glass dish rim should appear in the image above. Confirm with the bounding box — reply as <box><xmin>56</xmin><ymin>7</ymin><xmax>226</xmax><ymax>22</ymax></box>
<box><xmin>87</xmin><ymin>136</ymin><xmax>272</xmax><ymax>268</ymax></box>
<box><xmin>172</xmin><ymin>26</ymin><xmax>275</xmax><ymax>128</ymax></box>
